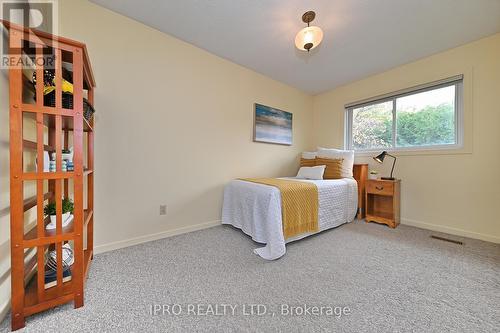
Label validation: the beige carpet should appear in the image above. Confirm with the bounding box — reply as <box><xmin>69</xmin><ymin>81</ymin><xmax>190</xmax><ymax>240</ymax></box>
<box><xmin>1</xmin><ymin>220</ymin><xmax>499</xmax><ymax>332</ymax></box>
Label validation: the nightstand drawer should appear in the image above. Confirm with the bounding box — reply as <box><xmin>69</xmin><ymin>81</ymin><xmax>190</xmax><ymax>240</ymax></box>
<box><xmin>366</xmin><ymin>181</ymin><xmax>394</xmax><ymax>196</ymax></box>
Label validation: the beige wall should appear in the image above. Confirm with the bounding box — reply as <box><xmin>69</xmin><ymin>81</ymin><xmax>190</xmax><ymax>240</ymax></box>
<box><xmin>313</xmin><ymin>33</ymin><xmax>500</xmax><ymax>243</ymax></box>
<box><xmin>57</xmin><ymin>0</ymin><xmax>314</xmax><ymax>250</ymax></box>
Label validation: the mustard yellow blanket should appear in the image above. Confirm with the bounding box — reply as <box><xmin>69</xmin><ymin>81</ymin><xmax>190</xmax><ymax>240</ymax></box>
<box><xmin>240</xmin><ymin>178</ymin><xmax>319</xmax><ymax>239</ymax></box>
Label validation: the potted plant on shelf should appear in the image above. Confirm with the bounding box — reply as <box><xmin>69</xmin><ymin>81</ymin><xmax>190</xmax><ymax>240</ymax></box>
<box><xmin>44</xmin><ymin>198</ymin><xmax>74</xmax><ymax>229</ymax></box>
<box><xmin>369</xmin><ymin>170</ymin><xmax>379</xmax><ymax>180</ymax></box>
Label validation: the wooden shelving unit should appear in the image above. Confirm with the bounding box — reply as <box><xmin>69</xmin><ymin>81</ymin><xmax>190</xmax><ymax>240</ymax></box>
<box><xmin>3</xmin><ymin>21</ymin><xmax>96</xmax><ymax>330</ymax></box>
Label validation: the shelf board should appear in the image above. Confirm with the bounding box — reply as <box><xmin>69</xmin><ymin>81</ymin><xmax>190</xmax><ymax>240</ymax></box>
<box><xmin>23</xmin><ymin>171</ymin><xmax>92</xmax><ymax>180</ymax></box>
<box><xmin>84</xmin><ymin>209</ymin><xmax>93</xmax><ymax>227</ymax></box>
<box><xmin>83</xmin><ymin>117</ymin><xmax>93</xmax><ymax>132</ymax></box>
<box><xmin>62</xmin><ymin>116</ymin><xmax>93</xmax><ymax>132</ymax></box>
<box><xmin>24</xmin><ymin>217</ymin><xmax>48</xmax><ymax>241</ymax></box>
<box><xmin>23</xmin><ymin>247</ymin><xmax>93</xmax><ymax>315</ymax></box>
<box><xmin>366</xmin><ymin>210</ymin><xmax>393</xmax><ymax>219</ymax></box>
<box><xmin>366</xmin><ymin>210</ymin><xmax>394</xmax><ymax>221</ymax></box>
<box><xmin>24</xmin><ymin>209</ymin><xmax>92</xmax><ymax>244</ymax></box>
<box><xmin>21</xmin><ymin>103</ymin><xmax>74</xmax><ymax>116</ymax></box>
<box><xmin>24</xmin><ymin>216</ymin><xmax>74</xmax><ymax>242</ymax></box>
<box><xmin>24</xmin><ymin>270</ymin><xmax>74</xmax><ymax>313</ymax></box>
<box><xmin>84</xmin><ymin>248</ymin><xmax>92</xmax><ymax>280</ymax></box>
<box><xmin>23</xmin><ymin>140</ymin><xmax>54</xmax><ymax>152</ymax></box>
<box><xmin>23</xmin><ymin>172</ymin><xmax>75</xmax><ymax>180</ymax></box>
<box><xmin>23</xmin><ymin>254</ymin><xmax>37</xmax><ymax>282</ymax></box>
<box><xmin>21</xmin><ymin>105</ymin><xmax>93</xmax><ymax>132</ymax></box>
<box><xmin>24</xmin><ymin>234</ymin><xmax>75</xmax><ymax>249</ymax></box>
<box><xmin>23</xmin><ymin>192</ymin><xmax>52</xmax><ymax>212</ymax></box>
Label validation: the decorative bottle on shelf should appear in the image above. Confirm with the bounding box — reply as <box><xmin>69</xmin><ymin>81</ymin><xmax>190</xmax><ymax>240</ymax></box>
<box><xmin>49</xmin><ymin>160</ymin><xmax>56</xmax><ymax>172</ymax></box>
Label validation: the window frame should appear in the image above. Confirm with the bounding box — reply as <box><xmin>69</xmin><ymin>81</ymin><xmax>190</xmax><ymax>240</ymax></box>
<box><xmin>345</xmin><ymin>77</ymin><xmax>464</xmax><ymax>153</ymax></box>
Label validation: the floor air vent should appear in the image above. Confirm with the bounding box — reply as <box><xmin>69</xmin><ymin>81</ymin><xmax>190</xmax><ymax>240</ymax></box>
<box><xmin>430</xmin><ymin>235</ymin><xmax>463</xmax><ymax>245</ymax></box>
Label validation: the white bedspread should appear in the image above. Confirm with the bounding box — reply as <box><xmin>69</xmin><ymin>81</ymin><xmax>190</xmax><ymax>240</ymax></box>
<box><xmin>221</xmin><ymin>177</ymin><xmax>358</xmax><ymax>260</ymax></box>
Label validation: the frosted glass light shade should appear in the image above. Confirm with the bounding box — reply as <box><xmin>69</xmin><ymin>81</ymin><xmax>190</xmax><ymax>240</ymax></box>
<box><xmin>295</xmin><ymin>26</ymin><xmax>323</xmax><ymax>51</ymax></box>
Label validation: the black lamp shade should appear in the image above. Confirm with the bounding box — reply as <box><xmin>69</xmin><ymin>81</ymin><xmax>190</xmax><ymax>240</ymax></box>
<box><xmin>373</xmin><ymin>151</ymin><xmax>387</xmax><ymax>164</ymax></box>
<box><xmin>372</xmin><ymin>151</ymin><xmax>396</xmax><ymax>180</ymax></box>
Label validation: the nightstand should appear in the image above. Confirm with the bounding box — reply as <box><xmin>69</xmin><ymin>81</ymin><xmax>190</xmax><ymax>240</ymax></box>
<box><xmin>365</xmin><ymin>179</ymin><xmax>401</xmax><ymax>228</ymax></box>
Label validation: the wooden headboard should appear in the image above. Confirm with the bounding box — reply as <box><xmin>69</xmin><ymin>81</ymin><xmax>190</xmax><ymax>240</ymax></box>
<box><xmin>353</xmin><ymin>164</ymin><xmax>368</xmax><ymax>219</ymax></box>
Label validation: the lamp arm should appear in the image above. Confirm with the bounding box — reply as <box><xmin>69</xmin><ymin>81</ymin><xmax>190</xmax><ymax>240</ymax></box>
<box><xmin>387</xmin><ymin>154</ymin><xmax>396</xmax><ymax>179</ymax></box>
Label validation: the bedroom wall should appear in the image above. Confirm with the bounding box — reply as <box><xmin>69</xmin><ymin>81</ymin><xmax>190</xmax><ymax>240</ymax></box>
<box><xmin>313</xmin><ymin>33</ymin><xmax>500</xmax><ymax>243</ymax></box>
<box><xmin>55</xmin><ymin>0</ymin><xmax>313</xmax><ymax>251</ymax></box>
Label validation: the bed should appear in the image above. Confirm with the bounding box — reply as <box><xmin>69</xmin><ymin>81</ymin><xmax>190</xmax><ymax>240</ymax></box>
<box><xmin>222</xmin><ymin>164</ymin><xmax>367</xmax><ymax>260</ymax></box>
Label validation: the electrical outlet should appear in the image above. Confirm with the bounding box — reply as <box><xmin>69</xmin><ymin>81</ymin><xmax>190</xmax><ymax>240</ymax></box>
<box><xmin>159</xmin><ymin>205</ymin><xmax>167</xmax><ymax>215</ymax></box>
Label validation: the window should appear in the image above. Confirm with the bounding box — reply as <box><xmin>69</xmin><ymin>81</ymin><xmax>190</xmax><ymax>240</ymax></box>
<box><xmin>345</xmin><ymin>76</ymin><xmax>463</xmax><ymax>152</ymax></box>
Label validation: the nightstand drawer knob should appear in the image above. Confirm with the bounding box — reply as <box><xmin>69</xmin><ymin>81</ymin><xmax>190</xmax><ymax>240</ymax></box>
<box><xmin>375</xmin><ymin>186</ymin><xmax>384</xmax><ymax>191</ymax></box>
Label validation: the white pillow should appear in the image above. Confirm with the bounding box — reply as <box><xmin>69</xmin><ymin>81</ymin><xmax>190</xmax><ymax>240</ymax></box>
<box><xmin>317</xmin><ymin>147</ymin><xmax>354</xmax><ymax>178</ymax></box>
<box><xmin>301</xmin><ymin>151</ymin><xmax>317</xmax><ymax>159</ymax></box>
<box><xmin>296</xmin><ymin>165</ymin><xmax>326</xmax><ymax>180</ymax></box>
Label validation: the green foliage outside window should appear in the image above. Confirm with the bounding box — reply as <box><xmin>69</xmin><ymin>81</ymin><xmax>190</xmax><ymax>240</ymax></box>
<box><xmin>352</xmin><ymin>103</ymin><xmax>454</xmax><ymax>149</ymax></box>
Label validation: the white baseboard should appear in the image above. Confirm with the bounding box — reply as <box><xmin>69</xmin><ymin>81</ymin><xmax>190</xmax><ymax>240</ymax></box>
<box><xmin>94</xmin><ymin>220</ymin><xmax>221</xmax><ymax>254</ymax></box>
<box><xmin>401</xmin><ymin>218</ymin><xmax>500</xmax><ymax>244</ymax></box>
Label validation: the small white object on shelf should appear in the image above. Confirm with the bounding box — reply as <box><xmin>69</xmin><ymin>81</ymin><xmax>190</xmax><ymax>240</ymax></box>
<box><xmin>48</xmin><ymin>243</ymin><xmax>74</xmax><ymax>266</ymax></box>
<box><xmin>46</xmin><ymin>213</ymin><xmax>73</xmax><ymax>230</ymax></box>
<box><xmin>62</xmin><ymin>147</ymin><xmax>73</xmax><ymax>162</ymax></box>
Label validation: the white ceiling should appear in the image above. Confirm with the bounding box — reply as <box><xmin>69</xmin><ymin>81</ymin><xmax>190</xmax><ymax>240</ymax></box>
<box><xmin>91</xmin><ymin>0</ymin><xmax>500</xmax><ymax>94</ymax></box>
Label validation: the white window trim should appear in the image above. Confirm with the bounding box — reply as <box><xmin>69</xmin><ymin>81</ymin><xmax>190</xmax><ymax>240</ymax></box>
<box><xmin>344</xmin><ymin>76</ymin><xmax>464</xmax><ymax>154</ymax></box>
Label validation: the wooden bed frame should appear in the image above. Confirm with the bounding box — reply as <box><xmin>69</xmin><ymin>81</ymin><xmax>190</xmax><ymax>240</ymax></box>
<box><xmin>353</xmin><ymin>164</ymin><xmax>368</xmax><ymax>219</ymax></box>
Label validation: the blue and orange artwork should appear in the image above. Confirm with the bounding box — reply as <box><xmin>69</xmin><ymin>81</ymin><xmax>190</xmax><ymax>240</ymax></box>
<box><xmin>254</xmin><ymin>104</ymin><xmax>292</xmax><ymax>145</ymax></box>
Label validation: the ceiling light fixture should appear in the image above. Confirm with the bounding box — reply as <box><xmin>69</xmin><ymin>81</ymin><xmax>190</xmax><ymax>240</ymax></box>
<box><xmin>295</xmin><ymin>11</ymin><xmax>323</xmax><ymax>52</ymax></box>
